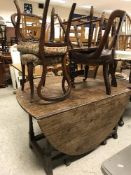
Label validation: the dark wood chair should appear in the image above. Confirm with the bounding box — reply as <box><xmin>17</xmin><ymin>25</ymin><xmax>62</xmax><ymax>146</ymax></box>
<box><xmin>68</xmin><ymin>10</ymin><xmax>126</xmax><ymax>95</ymax></box>
<box><xmin>11</xmin><ymin>0</ymin><xmax>76</xmax><ymax>102</ymax></box>
<box><xmin>67</xmin><ymin>7</ymin><xmax>106</xmax><ymax>84</ymax></box>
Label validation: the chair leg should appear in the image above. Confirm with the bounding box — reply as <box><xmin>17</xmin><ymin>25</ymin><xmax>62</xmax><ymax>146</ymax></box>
<box><xmin>27</xmin><ymin>63</ymin><xmax>34</xmax><ymax>101</ymax></box>
<box><xmin>93</xmin><ymin>65</ymin><xmax>99</xmax><ymax>79</ymax></box>
<box><xmin>103</xmin><ymin>64</ymin><xmax>111</xmax><ymax>95</ymax></box>
<box><xmin>83</xmin><ymin>65</ymin><xmax>89</xmax><ymax>81</ymax></box>
<box><xmin>69</xmin><ymin>62</ymin><xmax>76</xmax><ymax>88</ymax></box>
<box><xmin>21</xmin><ymin>64</ymin><xmax>26</xmax><ymax>91</ymax></box>
<box><xmin>61</xmin><ymin>56</ymin><xmax>71</xmax><ymax>96</ymax></box>
<box><xmin>109</xmin><ymin>61</ymin><xmax>117</xmax><ymax>87</ymax></box>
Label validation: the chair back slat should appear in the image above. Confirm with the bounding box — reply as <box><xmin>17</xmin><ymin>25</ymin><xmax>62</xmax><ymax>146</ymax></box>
<box><xmin>39</xmin><ymin>0</ymin><xmax>50</xmax><ymax>57</ymax></box>
<box><xmin>96</xmin><ymin>12</ymin><xmax>105</xmax><ymax>46</ymax></box>
<box><xmin>88</xmin><ymin>6</ymin><xmax>94</xmax><ymax>47</ymax></box>
<box><xmin>12</xmin><ymin>0</ymin><xmax>21</xmax><ymax>42</ymax></box>
<box><xmin>64</xmin><ymin>3</ymin><xmax>76</xmax><ymax>44</ymax></box>
<box><xmin>50</xmin><ymin>7</ymin><xmax>55</xmax><ymax>42</ymax></box>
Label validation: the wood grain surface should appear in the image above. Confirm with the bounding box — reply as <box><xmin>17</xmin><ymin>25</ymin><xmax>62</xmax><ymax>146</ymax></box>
<box><xmin>16</xmin><ymin>77</ymin><xmax>131</xmax><ymax>155</ymax></box>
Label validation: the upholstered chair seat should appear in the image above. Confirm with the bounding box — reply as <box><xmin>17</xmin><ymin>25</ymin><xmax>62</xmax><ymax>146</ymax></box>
<box><xmin>17</xmin><ymin>41</ymin><xmax>67</xmax><ymax>65</ymax></box>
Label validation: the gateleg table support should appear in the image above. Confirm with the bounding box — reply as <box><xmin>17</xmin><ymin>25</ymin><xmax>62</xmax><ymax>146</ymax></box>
<box><xmin>16</xmin><ymin>76</ymin><xmax>131</xmax><ymax>175</ymax></box>
<box><xmin>29</xmin><ymin>114</ymin><xmax>53</xmax><ymax>175</ymax></box>
<box><xmin>28</xmin><ymin>114</ymin><xmax>90</xmax><ymax>175</ymax></box>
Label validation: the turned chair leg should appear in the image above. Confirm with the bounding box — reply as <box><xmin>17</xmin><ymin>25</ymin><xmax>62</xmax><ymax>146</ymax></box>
<box><xmin>21</xmin><ymin>64</ymin><xmax>26</xmax><ymax>91</ymax></box>
<box><xmin>27</xmin><ymin>63</ymin><xmax>34</xmax><ymax>100</ymax></box>
<box><xmin>109</xmin><ymin>62</ymin><xmax>117</xmax><ymax>87</ymax></box>
<box><xmin>93</xmin><ymin>65</ymin><xmax>99</xmax><ymax>79</ymax></box>
<box><xmin>83</xmin><ymin>65</ymin><xmax>89</xmax><ymax>81</ymax></box>
<box><xmin>69</xmin><ymin>62</ymin><xmax>75</xmax><ymax>88</ymax></box>
<box><xmin>103</xmin><ymin>64</ymin><xmax>111</xmax><ymax>95</ymax></box>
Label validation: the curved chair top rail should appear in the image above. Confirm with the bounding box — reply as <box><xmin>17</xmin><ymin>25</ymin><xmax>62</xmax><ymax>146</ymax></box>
<box><xmin>11</xmin><ymin>13</ymin><xmax>42</xmax><ymax>41</ymax></box>
<box><xmin>11</xmin><ymin>0</ymin><xmax>43</xmax><ymax>42</ymax></box>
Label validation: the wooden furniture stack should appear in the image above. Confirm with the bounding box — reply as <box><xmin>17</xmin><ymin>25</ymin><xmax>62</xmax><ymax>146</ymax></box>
<box><xmin>10</xmin><ymin>1</ymin><xmax>131</xmax><ymax>175</ymax></box>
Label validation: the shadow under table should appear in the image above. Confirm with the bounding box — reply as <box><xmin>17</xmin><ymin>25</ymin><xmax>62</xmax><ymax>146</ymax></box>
<box><xmin>16</xmin><ymin>77</ymin><xmax>131</xmax><ymax>175</ymax></box>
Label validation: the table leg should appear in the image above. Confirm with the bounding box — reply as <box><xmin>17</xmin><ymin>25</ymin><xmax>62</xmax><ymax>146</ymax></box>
<box><xmin>28</xmin><ymin>115</ymin><xmax>53</xmax><ymax>175</ymax></box>
<box><xmin>28</xmin><ymin>115</ymin><xmax>93</xmax><ymax>175</ymax></box>
<box><xmin>29</xmin><ymin>115</ymin><xmax>35</xmax><ymax>148</ymax></box>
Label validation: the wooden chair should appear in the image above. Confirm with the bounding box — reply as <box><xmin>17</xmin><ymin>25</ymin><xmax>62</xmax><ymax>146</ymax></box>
<box><xmin>11</xmin><ymin>0</ymin><xmax>76</xmax><ymax>102</ymax></box>
<box><xmin>68</xmin><ymin>10</ymin><xmax>126</xmax><ymax>95</ymax></box>
<box><xmin>67</xmin><ymin>7</ymin><xmax>106</xmax><ymax>84</ymax></box>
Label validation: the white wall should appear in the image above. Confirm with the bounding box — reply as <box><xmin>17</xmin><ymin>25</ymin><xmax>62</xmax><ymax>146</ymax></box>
<box><xmin>20</xmin><ymin>0</ymin><xmax>89</xmax><ymax>19</ymax></box>
<box><xmin>0</xmin><ymin>0</ymin><xmax>16</xmax><ymax>25</ymax></box>
<box><xmin>0</xmin><ymin>0</ymin><xmax>90</xmax><ymax>26</ymax></box>
<box><xmin>0</xmin><ymin>0</ymin><xmax>103</xmax><ymax>26</ymax></box>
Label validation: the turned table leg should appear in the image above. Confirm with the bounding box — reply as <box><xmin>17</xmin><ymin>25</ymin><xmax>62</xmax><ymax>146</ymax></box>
<box><xmin>28</xmin><ymin>115</ymin><xmax>53</xmax><ymax>175</ymax></box>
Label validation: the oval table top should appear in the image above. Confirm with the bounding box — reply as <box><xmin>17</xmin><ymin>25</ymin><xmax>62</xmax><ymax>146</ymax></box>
<box><xmin>16</xmin><ymin>77</ymin><xmax>131</xmax><ymax>155</ymax></box>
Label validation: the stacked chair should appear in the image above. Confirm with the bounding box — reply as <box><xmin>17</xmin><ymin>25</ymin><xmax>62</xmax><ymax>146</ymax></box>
<box><xmin>61</xmin><ymin>7</ymin><xmax>126</xmax><ymax>95</ymax></box>
<box><xmin>62</xmin><ymin>7</ymin><xmax>106</xmax><ymax>86</ymax></box>
<box><xmin>11</xmin><ymin>0</ymin><xmax>126</xmax><ymax>101</ymax></box>
<box><xmin>11</xmin><ymin>0</ymin><xmax>76</xmax><ymax>102</ymax></box>
<box><xmin>66</xmin><ymin>9</ymin><xmax>126</xmax><ymax>95</ymax></box>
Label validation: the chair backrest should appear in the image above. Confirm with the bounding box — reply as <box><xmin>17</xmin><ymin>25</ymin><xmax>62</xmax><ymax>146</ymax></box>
<box><xmin>11</xmin><ymin>0</ymin><xmax>49</xmax><ymax>43</ymax></box>
<box><xmin>68</xmin><ymin>6</ymin><xmax>94</xmax><ymax>48</ymax></box>
<box><xmin>40</xmin><ymin>3</ymin><xmax>76</xmax><ymax>49</ymax></box>
<box><xmin>95</xmin><ymin>10</ymin><xmax>126</xmax><ymax>57</ymax></box>
<box><xmin>63</xmin><ymin>6</ymin><xmax>105</xmax><ymax>49</ymax></box>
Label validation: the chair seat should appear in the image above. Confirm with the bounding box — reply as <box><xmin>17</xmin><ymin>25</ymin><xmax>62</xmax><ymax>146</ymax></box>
<box><xmin>21</xmin><ymin>54</ymin><xmax>64</xmax><ymax>65</ymax></box>
<box><xmin>17</xmin><ymin>41</ymin><xmax>67</xmax><ymax>65</ymax></box>
<box><xmin>70</xmin><ymin>49</ymin><xmax>113</xmax><ymax>64</ymax></box>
